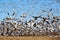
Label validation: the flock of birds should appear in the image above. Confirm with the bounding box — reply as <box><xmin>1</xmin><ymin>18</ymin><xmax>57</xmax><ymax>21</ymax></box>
<box><xmin>0</xmin><ymin>9</ymin><xmax>60</xmax><ymax>37</ymax></box>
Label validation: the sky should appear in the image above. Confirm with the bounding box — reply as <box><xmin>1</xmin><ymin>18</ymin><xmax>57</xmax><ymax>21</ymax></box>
<box><xmin>0</xmin><ymin>0</ymin><xmax>60</xmax><ymax>21</ymax></box>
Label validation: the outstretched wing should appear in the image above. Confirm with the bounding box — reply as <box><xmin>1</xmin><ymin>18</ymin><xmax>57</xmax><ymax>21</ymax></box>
<box><xmin>42</xmin><ymin>10</ymin><xmax>46</xmax><ymax>12</ymax></box>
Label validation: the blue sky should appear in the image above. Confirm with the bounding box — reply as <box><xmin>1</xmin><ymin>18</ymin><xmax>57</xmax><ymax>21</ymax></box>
<box><xmin>0</xmin><ymin>0</ymin><xmax>60</xmax><ymax>21</ymax></box>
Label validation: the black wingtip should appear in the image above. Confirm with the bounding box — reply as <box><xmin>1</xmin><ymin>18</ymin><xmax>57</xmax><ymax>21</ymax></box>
<box><xmin>12</xmin><ymin>12</ymin><xmax>15</xmax><ymax>16</ymax></box>
<box><xmin>50</xmin><ymin>9</ymin><xmax>52</xmax><ymax>12</ymax></box>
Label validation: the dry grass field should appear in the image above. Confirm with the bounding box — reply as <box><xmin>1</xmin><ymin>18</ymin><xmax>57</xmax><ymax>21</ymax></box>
<box><xmin>0</xmin><ymin>36</ymin><xmax>60</xmax><ymax>40</ymax></box>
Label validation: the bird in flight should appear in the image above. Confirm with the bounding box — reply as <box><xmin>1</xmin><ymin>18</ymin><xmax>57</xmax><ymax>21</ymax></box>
<box><xmin>31</xmin><ymin>15</ymin><xmax>42</xmax><ymax>20</ymax></box>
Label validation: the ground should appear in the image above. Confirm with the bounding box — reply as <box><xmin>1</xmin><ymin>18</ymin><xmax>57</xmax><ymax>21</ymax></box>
<box><xmin>0</xmin><ymin>36</ymin><xmax>60</xmax><ymax>40</ymax></box>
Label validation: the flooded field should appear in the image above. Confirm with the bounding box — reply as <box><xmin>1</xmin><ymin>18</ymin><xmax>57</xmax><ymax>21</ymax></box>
<box><xmin>0</xmin><ymin>36</ymin><xmax>60</xmax><ymax>40</ymax></box>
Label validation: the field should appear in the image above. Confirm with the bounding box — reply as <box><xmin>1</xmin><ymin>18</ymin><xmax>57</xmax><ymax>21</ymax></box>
<box><xmin>0</xmin><ymin>36</ymin><xmax>60</xmax><ymax>40</ymax></box>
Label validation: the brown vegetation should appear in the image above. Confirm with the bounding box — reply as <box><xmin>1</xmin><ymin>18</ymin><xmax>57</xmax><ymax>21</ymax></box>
<box><xmin>0</xmin><ymin>36</ymin><xmax>60</xmax><ymax>40</ymax></box>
